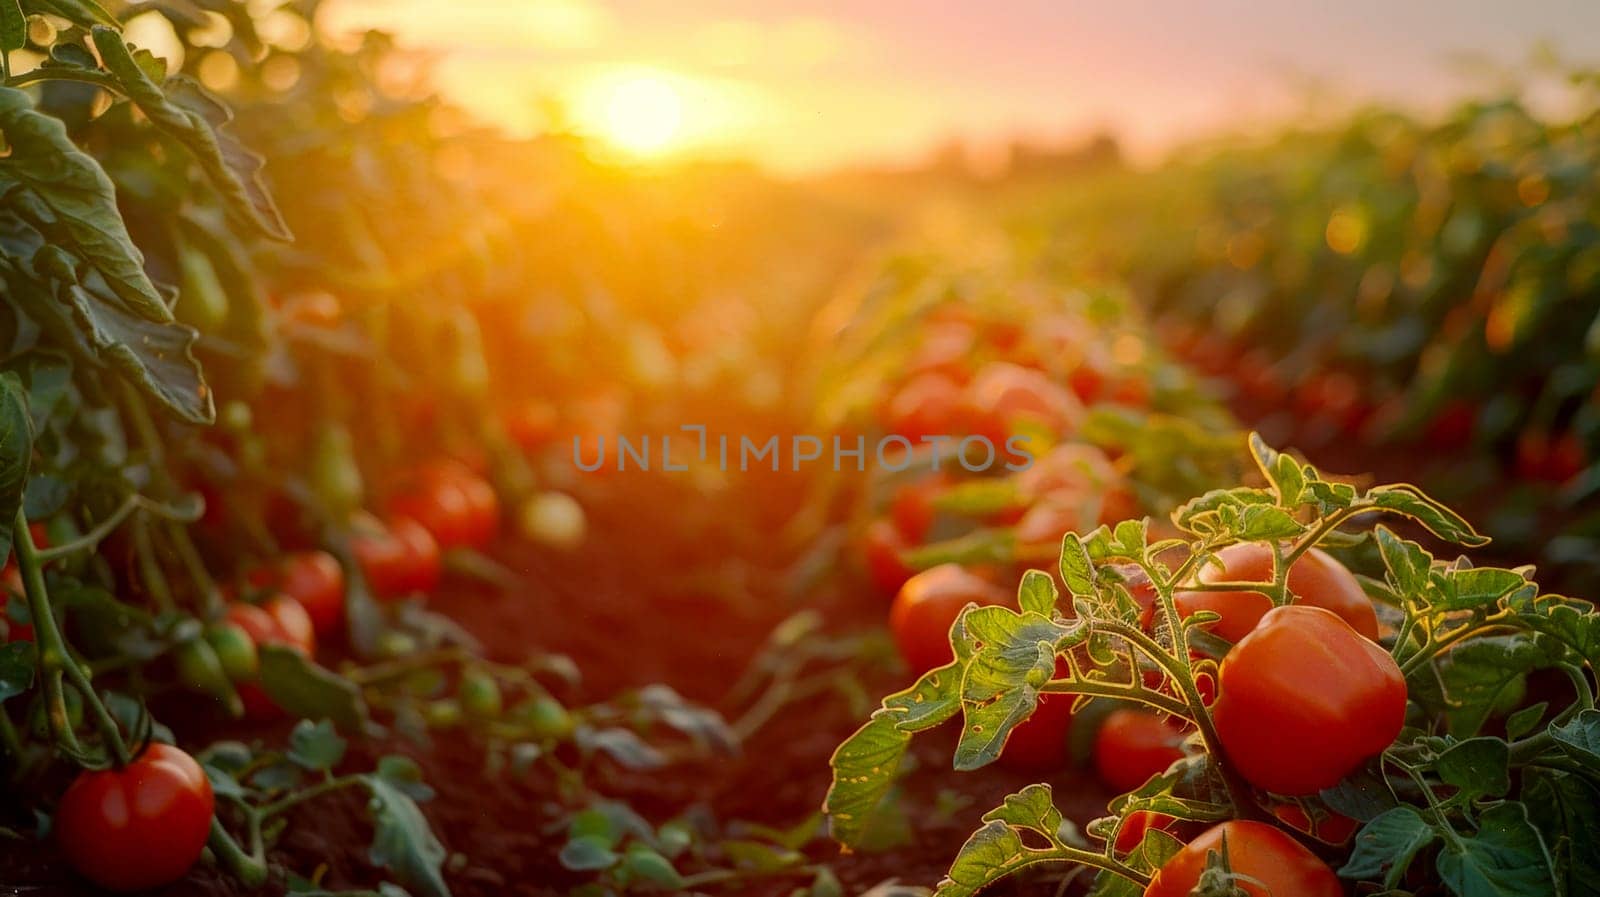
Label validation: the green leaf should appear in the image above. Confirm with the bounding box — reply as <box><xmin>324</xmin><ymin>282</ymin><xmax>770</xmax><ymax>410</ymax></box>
<box><xmin>1434</xmin><ymin>567</ymin><xmax>1532</xmax><ymax>612</ymax></box>
<box><xmin>1550</xmin><ymin>709</ymin><xmax>1600</xmax><ymax>767</ymax></box>
<box><xmin>980</xmin><ymin>784</ymin><xmax>1064</xmax><ymax>835</ymax></box>
<box><xmin>365</xmin><ymin>775</ymin><xmax>451</xmax><ymax>897</ymax></box>
<box><xmin>0</xmin><ymin>88</ymin><xmax>211</xmax><ymax>423</ymax></box>
<box><xmin>1236</xmin><ymin>504</ymin><xmax>1306</xmax><ymax>540</ymax></box>
<box><xmin>376</xmin><ymin>755</ymin><xmax>435</xmax><ymax>802</ymax></box>
<box><xmin>1427</xmin><ymin>636</ymin><xmax>1555</xmax><ymax>737</ymax></box>
<box><xmin>1436</xmin><ymin>737</ymin><xmax>1511</xmax><ymax>804</ymax></box>
<box><xmin>1057</xmin><ymin>534</ymin><xmax>1094</xmax><ymax>596</ymax></box>
<box><xmin>0</xmin><ymin>640</ymin><xmax>34</xmax><ymax>703</ymax></box>
<box><xmin>619</xmin><ymin>843</ymin><xmax>684</xmax><ymax>888</ymax></box>
<box><xmin>1375</xmin><ymin>526</ymin><xmax>1433</xmax><ymax>600</ymax></box>
<box><xmin>1016</xmin><ymin>569</ymin><xmax>1058</xmax><ymax>616</ymax></box>
<box><xmin>933</xmin><ymin>479</ymin><xmax>1023</xmax><ymax>516</ymax></box>
<box><xmin>1435</xmin><ymin>802</ymin><xmax>1555</xmax><ymax>896</ymax></box>
<box><xmin>1340</xmin><ymin>805</ymin><xmax>1437</xmax><ymax>888</ymax></box>
<box><xmin>287</xmin><ymin>719</ymin><xmax>347</xmax><ymax>772</ymax></box>
<box><xmin>905</xmin><ymin>527</ymin><xmax>1015</xmax><ymax>570</ymax></box>
<box><xmin>1523</xmin><ymin>769</ymin><xmax>1600</xmax><ymax>897</ymax></box>
<box><xmin>953</xmin><ymin>608</ymin><xmax>1080</xmax><ymax>770</ymax></box>
<box><xmin>1503</xmin><ymin>702</ymin><xmax>1548</xmax><ymax>742</ymax></box>
<box><xmin>0</xmin><ymin>372</ymin><xmax>32</xmax><ymax>561</ymax></box>
<box><xmin>1367</xmin><ymin>484</ymin><xmax>1490</xmax><ymax>547</ymax></box>
<box><xmin>933</xmin><ymin>789</ymin><xmax>1076</xmax><ymax>897</ymax></box>
<box><xmin>575</xmin><ymin>726</ymin><xmax>665</xmax><ymax>770</ymax></box>
<box><xmin>257</xmin><ymin>646</ymin><xmax>367</xmax><ymax>731</ymax></box>
<box><xmin>560</xmin><ymin>835</ymin><xmax>620</xmax><ymax>871</ymax></box>
<box><xmin>0</xmin><ymin>0</ymin><xmax>24</xmax><ymax>53</ymax></box>
<box><xmin>90</xmin><ymin>28</ymin><xmax>291</xmax><ymax>241</ymax></box>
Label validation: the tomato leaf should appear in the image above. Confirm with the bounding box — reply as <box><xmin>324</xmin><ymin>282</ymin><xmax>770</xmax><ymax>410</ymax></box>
<box><xmin>1522</xmin><ymin>769</ymin><xmax>1600</xmax><ymax>897</ymax></box>
<box><xmin>826</xmin><ymin>665</ymin><xmax>962</xmax><ymax>847</ymax></box>
<box><xmin>287</xmin><ymin>719</ymin><xmax>347</xmax><ymax>773</ymax></box>
<box><xmin>1017</xmin><ymin>569</ymin><xmax>1058</xmax><ymax>616</ymax></box>
<box><xmin>258</xmin><ymin>646</ymin><xmax>367</xmax><ymax>731</ymax></box>
<box><xmin>1058</xmin><ymin>534</ymin><xmax>1095</xmax><ymax>596</ymax></box>
<box><xmin>89</xmin><ymin>28</ymin><xmax>291</xmax><ymax>241</ymax></box>
<box><xmin>1503</xmin><ymin>702</ymin><xmax>1548</xmax><ymax>741</ymax></box>
<box><xmin>1436</xmin><ymin>737</ymin><xmax>1511</xmax><ymax>804</ymax></box>
<box><xmin>1434</xmin><ymin>802</ymin><xmax>1555</xmax><ymax>897</ymax></box>
<box><xmin>575</xmin><ymin>726</ymin><xmax>665</xmax><ymax>770</ymax></box>
<box><xmin>0</xmin><ymin>372</ymin><xmax>33</xmax><ymax>561</ymax></box>
<box><xmin>0</xmin><ymin>641</ymin><xmax>34</xmax><ymax>703</ymax></box>
<box><xmin>1366</xmin><ymin>484</ymin><xmax>1490</xmax><ymax>547</ymax></box>
<box><xmin>905</xmin><ymin>527</ymin><xmax>1015</xmax><ymax>570</ymax></box>
<box><xmin>1340</xmin><ymin>805</ymin><xmax>1437</xmax><ymax>888</ymax></box>
<box><xmin>1375</xmin><ymin>526</ymin><xmax>1433</xmax><ymax>598</ymax></box>
<box><xmin>952</xmin><ymin>608</ymin><xmax>1083</xmax><ymax>770</ymax></box>
<box><xmin>1550</xmin><ymin>709</ymin><xmax>1600</xmax><ymax>767</ymax></box>
<box><xmin>1432</xmin><ymin>567</ymin><xmax>1533</xmax><ymax>612</ymax></box>
<box><xmin>364</xmin><ymin>774</ymin><xmax>451</xmax><ymax>897</ymax></box>
<box><xmin>934</xmin><ymin>786</ymin><xmax>1076</xmax><ymax>897</ymax></box>
<box><xmin>0</xmin><ymin>0</ymin><xmax>23</xmax><ymax>53</ymax></box>
<box><xmin>559</xmin><ymin>835</ymin><xmax>620</xmax><ymax>871</ymax></box>
<box><xmin>619</xmin><ymin>843</ymin><xmax>684</xmax><ymax>888</ymax></box>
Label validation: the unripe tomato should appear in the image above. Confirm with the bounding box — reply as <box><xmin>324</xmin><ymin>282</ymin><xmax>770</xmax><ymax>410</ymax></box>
<box><xmin>459</xmin><ymin>669</ymin><xmax>503</xmax><ymax>717</ymax></box>
<box><xmin>1143</xmin><ymin>820</ymin><xmax>1340</xmax><ymax>897</ymax></box>
<box><xmin>1213</xmin><ymin>605</ymin><xmax>1405</xmax><ymax>795</ymax></box>
<box><xmin>56</xmin><ymin>743</ymin><xmax>214</xmax><ymax>891</ymax></box>
<box><xmin>173</xmin><ymin>637</ymin><xmax>242</xmax><ymax>717</ymax></box>
<box><xmin>862</xmin><ymin>519</ymin><xmax>915</xmax><ymax>597</ymax></box>
<box><xmin>1174</xmin><ymin>543</ymin><xmax>1378</xmax><ymax>643</ymax></box>
<box><xmin>997</xmin><ymin>657</ymin><xmax>1075</xmax><ymax>771</ymax></box>
<box><xmin>1093</xmin><ymin>708</ymin><xmax>1186</xmax><ymax>793</ymax></box>
<box><xmin>518</xmin><ymin>696</ymin><xmax>575</xmax><ymax>740</ymax></box>
<box><xmin>204</xmin><ymin>622</ymin><xmax>258</xmax><ymax>681</ymax></box>
<box><xmin>889</xmin><ymin>564</ymin><xmax>1007</xmax><ymax>675</ymax></box>
<box><xmin>252</xmin><ymin>551</ymin><xmax>345</xmax><ymax>637</ymax></box>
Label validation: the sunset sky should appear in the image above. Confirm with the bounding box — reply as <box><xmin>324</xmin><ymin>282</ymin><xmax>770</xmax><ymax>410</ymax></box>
<box><xmin>322</xmin><ymin>1</ymin><xmax>1600</xmax><ymax>172</ymax></box>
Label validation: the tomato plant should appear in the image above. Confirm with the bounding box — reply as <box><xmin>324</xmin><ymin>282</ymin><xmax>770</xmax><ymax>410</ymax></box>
<box><xmin>826</xmin><ymin>434</ymin><xmax>1600</xmax><ymax>896</ymax></box>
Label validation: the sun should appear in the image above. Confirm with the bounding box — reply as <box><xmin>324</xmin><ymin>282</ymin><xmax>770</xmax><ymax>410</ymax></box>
<box><xmin>599</xmin><ymin>75</ymin><xmax>683</xmax><ymax>156</ymax></box>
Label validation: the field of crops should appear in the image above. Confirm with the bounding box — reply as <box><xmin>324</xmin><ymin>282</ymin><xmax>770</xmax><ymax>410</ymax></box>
<box><xmin>1</xmin><ymin>4</ymin><xmax>1598</xmax><ymax>897</ymax></box>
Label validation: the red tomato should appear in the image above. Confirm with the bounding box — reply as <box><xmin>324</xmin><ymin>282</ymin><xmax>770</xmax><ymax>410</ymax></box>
<box><xmin>251</xmin><ymin>551</ymin><xmax>345</xmax><ymax>637</ymax></box>
<box><xmin>1114</xmin><ymin>810</ymin><xmax>1178</xmax><ymax>854</ymax></box>
<box><xmin>997</xmin><ymin>658</ymin><xmax>1074</xmax><ymax>771</ymax></box>
<box><xmin>862</xmin><ymin>519</ymin><xmax>916</xmax><ymax>597</ymax></box>
<box><xmin>225</xmin><ymin>596</ymin><xmax>314</xmax><ymax>720</ymax></box>
<box><xmin>389</xmin><ymin>462</ymin><xmax>499</xmax><ymax>551</ymax></box>
<box><xmin>889</xmin><ymin>564</ymin><xmax>1007</xmax><ymax>675</ymax></box>
<box><xmin>968</xmin><ymin>362</ymin><xmax>1084</xmax><ymax>436</ymax></box>
<box><xmin>56</xmin><ymin>743</ymin><xmax>215</xmax><ymax>891</ymax></box>
<box><xmin>1143</xmin><ymin>820</ymin><xmax>1341</xmax><ymax>897</ymax></box>
<box><xmin>502</xmin><ymin>400</ymin><xmax>559</xmax><ymax>452</ymax></box>
<box><xmin>353</xmin><ymin>515</ymin><xmax>441</xmax><ymax>600</ymax></box>
<box><xmin>888</xmin><ymin>475</ymin><xmax>948</xmax><ymax>543</ymax></box>
<box><xmin>1174</xmin><ymin>543</ymin><xmax>1378</xmax><ymax>643</ymax></box>
<box><xmin>1</xmin><ymin>523</ymin><xmax>49</xmax><ymax>642</ymax></box>
<box><xmin>885</xmin><ymin>372</ymin><xmax>966</xmax><ymax>441</ymax></box>
<box><xmin>1213</xmin><ymin>605</ymin><xmax>1406</xmax><ymax>795</ymax></box>
<box><xmin>1272</xmin><ymin>802</ymin><xmax>1360</xmax><ymax>845</ymax></box>
<box><xmin>1093</xmin><ymin>708</ymin><xmax>1186</xmax><ymax>793</ymax></box>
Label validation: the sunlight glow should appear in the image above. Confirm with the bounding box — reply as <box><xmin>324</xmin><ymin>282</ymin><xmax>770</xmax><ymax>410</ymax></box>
<box><xmin>598</xmin><ymin>75</ymin><xmax>684</xmax><ymax>157</ymax></box>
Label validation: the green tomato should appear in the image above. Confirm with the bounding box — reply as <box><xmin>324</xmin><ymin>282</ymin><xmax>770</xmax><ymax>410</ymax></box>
<box><xmin>517</xmin><ymin>696</ymin><xmax>574</xmax><ymax>740</ymax></box>
<box><xmin>174</xmin><ymin>637</ymin><xmax>243</xmax><ymax>717</ymax></box>
<box><xmin>204</xmin><ymin>622</ymin><xmax>259</xmax><ymax>681</ymax></box>
<box><xmin>458</xmin><ymin>670</ymin><xmax>503</xmax><ymax>718</ymax></box>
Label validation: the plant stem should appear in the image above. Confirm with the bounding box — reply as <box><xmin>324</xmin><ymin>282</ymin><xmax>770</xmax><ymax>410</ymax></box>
<box><xmin>13</xmin><ymin>509</ymin><xmax>129</xmax><ymax>766</ymax></box>
<box><xmin>130</xmin><ymin>514</ymin><xmax>177</xmax><ymax>614</ymax></box>
<box><xmin>207</xmin><ymin>817</ymin><xmax>269</xmax><ymax>887</ymax></box>
<box><xmin>166</xmin><ymin>521</ymin><xmax>225</xmax><ymax>618</ymax></box>
<box><xmin>257</xmin><ymin>774</ymin><xmax>367</xmax><ymax>819</ymax></box>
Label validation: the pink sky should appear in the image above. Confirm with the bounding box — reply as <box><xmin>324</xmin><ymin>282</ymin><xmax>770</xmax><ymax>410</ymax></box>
<box><xmin>324</xmin><ymin>0</ymin><xmax>1600</xmax><ymax>172</ymax></box>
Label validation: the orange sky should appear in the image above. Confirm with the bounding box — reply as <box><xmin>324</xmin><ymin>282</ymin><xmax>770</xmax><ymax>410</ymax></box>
<box><xmin>322</xmin><ymin>1</ymin><xmax>1600</xmax><ymax>173</ymax></box>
